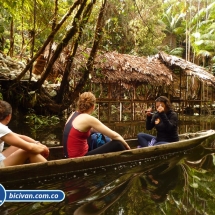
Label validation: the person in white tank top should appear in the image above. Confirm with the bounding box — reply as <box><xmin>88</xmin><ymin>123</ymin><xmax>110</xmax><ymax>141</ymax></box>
<box><xmin>0</xmin><ymin>100</ymin><xmax>49</xmax><ymax>168</ymax></box>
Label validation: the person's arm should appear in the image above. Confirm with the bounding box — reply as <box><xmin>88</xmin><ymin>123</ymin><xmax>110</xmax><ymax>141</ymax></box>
<box><xmin>90</xmin><ymin>128</ymin><xmax>98</xmax><ymax>134</ymax></box>
<box><xmin>146</xmin><ymin>115</ymin><xmax>156</xmax><ymax>130</ymax></box>
<box><xmin>1</xmin><ymin>132</ymin><xmax>49</xmax><ymax>156</ymax></box>
<box><xmin>145</xmin><ymin>107</ymin><xmax>155</xmax><ymax>130</ymax></box>
<box><xmin>14</xmin><ymin>133</ymin><xmax>37</xmax><ymax>142</ymax></box>
<box><xmin>158</xmin><ymin>112</ymin><xmax>178</xmax><ymax>131</ymax></box>
<box><xmin>87</xmin><ymin>116</ymin><xmax>130</xmax><ymax>150</ymax></box>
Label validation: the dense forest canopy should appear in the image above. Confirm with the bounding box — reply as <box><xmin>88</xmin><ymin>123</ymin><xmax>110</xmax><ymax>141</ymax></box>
<box><xmin>0</xmin><ymin>0</ymin><xmax>165</xmax><ymax>56</ymax></box>
<box><xmin>0</xmin><ymin>0</ymin><xmax>215</xmax><ymax>114</ymax></box>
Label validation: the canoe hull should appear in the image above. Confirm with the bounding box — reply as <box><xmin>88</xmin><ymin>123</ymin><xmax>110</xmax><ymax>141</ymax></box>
<box><xmin>1</xmin><ymin>130</ymin><xmax>215</xmax><ymax>186</ymax></box>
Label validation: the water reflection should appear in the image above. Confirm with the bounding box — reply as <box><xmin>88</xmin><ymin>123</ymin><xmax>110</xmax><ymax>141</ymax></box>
<box><xmin>2</xmin><ymin>116</ymin><xmax>215</xmax><ymax>214</ymax></box>
<box><xmin>7</xmin><ymin>115</ymin><xmax>215</xmax><ymax>144</ymax></box>
<box><xmin>1</xmin><ymin>140</ymin><xmax>215</xmax><ymax>215</ymax></box>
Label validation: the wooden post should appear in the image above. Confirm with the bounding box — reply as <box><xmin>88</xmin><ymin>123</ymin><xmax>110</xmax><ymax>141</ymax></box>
<box><xmin>108</xmin><ymin>83</ymin><xmax>111</xmax><ymax>99</ymax></box>
<box><xmin>120</xmin><ymin>102</ymin><xmax>122</xmax><ymax>121</ymax></box>
<box><xmin>108</xmin><ymin>101</ymin><xmax>111</xmax><ymax>123</ymax></box>
<box><xmin>202</xmin><ymin>81</ymin><xmax>204</xmax><ymax>113</ymax></box>
<box><xmin>179</xmin><ymin>69</ymin><xmax>182</xmax><ymax>113</ymax></box>
<box><xmin>98</xmin><ymin>103</ymin><xmax>100</xmax><ymax>120</ymax></box>
<box><xmin>131</xmin><ymin>99</ymin><xmax>134</xmax><ymax>120</ymax></box>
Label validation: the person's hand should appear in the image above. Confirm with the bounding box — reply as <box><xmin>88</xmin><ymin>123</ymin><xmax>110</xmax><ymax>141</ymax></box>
<box><xmin>34</xmin><ymin>142</ymin><xmax>49</xmax><ymax>158</ymax></box>
<box><xmin>41</xmin><ymin>145</ymin><xmax>49</xmax><ymax>158</ymax></box>
<box><xmin>145</xmin><ymin>107</ymin><xmax>152</xmax><ymax>116</ymax></box>
<box><xmin>157</xmin><ymin>104</ymin><xmax>164</xmax><ymax>113</ymax></box>
<box><xmin>123</xmin><ymin>141</ymin><xmax>131</xmax><ymax>150</ymax></box>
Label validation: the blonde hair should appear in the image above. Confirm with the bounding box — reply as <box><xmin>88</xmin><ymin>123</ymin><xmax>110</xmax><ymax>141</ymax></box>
<box><xmin>77</xmin><ymin>92</ymin><xmax>96</xmax><ymax>113</ymax></box>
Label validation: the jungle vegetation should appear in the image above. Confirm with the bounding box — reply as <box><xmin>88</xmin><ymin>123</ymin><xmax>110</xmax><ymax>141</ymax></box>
<box><xmin>0</xmin><ymin>0</ymin><xmax>215</xmax><ymax>114</ymax></box>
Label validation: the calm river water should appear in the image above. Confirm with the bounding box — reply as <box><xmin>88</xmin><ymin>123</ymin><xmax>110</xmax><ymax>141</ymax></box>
<box><xmin>1</xmin><ymin>114</ymin><xmax>215</xmax><ymax>214</ymax></box>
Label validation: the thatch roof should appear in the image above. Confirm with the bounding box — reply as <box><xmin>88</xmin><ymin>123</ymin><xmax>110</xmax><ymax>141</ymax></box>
<box><xmin>90</xmin><ymin>50</ymin><xmax>174</xmax><ymax>86</ymax></box>
<box><xmin>65</xmin><ymin>48</ymin><xmax>215</xmax><ymax>88</ymax></box>
<box><xmin>1</xmin><ymin>45</ymin><xmax>214</xmax><ymax>90</ymax></box>
<box><xmin>57</xmin><ymin>47</ymin><xmax>175</xmax><ymax>88</ymax></box>
<box><xmin>42</xmin><ymin>44</ymin><xmax>215</xmax><ymax>88</ymax></box>
<box><xmin>157</xmin><ymin>51</ymin><xmax>215</xmax><ymax>86</ymax></box>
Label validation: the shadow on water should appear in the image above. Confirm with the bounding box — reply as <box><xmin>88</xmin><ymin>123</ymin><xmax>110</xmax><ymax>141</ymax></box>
<box><xmin>1</xmin><ymin>139</ymin><xmax>215</xmax><ymax>215</ymax></box>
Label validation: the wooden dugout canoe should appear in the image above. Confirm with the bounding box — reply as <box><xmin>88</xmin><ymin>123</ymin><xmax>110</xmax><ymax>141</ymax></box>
<box><xmin>1</xmin><ymin>129</ymin><xmax>215</xmax><ymax>186</ymax></box>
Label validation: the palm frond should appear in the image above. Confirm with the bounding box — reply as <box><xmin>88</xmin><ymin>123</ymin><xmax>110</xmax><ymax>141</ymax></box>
<box><xmin>196</xmin><ymin>50</ymin><xmax>213</xmax><ymax>58</ymax></box>
<box><xmin>169</xmin><ymin>47</ymin><xmax>184</xmax><ymax>57</ymax></box>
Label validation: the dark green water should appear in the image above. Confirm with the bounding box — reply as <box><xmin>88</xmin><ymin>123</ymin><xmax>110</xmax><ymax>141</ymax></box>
<box><xmin>1</xmin><ymin>115</ymin><xmax>215</xmax><ymax>214</ymax></box>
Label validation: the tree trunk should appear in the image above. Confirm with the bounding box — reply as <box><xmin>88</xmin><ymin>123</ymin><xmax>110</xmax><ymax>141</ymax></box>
<box><xmin>56</xmin><ymin>1</ymin><xmax>95</xmax><ymax>103</ymax></box>
<box><xmin>9</xmin><ymin>18</ymin><xmax>14</xmax><ymax>57</ymax></box>
<box><xmin>31</xmin><ymin>0</ymin><xmax>36</xmax><ymax>59</ymax></box>
<box><xmin>15</xmin><ymin>0</ymin><xmax>82</xmax><ymax>81</ymax></box>
<box><xmin>36</xmin><ymin>0</ymin><xmax>88</xmax><ymax>90</ymax></box>
<box><xmin>69</xmin><ymin>0</ymin><xmax>107</xmax><ymax>103</ymax></box>
<box><xmin>46</xmin><ymin>0</ymin><xmax>59</xmax><ymax>65</ymax></box>
<box><xmin>29</xmin><ymin>0</ymin><xmax>37</xmax><ymax>81</ymax></box>
<box><xmin>20</xmin><ymin>16</ymin><xmax>24</xmax><ymax>60</ymax></box>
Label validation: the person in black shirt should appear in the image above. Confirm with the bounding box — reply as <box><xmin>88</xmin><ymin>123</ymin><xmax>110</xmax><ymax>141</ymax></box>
<box><xmin>137</xmin><ymin>96</ymin><xmax>179</xmax><ymax>147</ymax></box>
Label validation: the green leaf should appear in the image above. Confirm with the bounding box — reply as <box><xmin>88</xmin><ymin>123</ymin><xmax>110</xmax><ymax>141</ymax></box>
<box><xmin>190</xmin><ymin>183</ymin><xmax>199</xmax><ymax>188</ymax></box>
<box><xmin>195</xmin><ymin>40</ymin><xmax>204</xmax><ymax>46</ymax></box>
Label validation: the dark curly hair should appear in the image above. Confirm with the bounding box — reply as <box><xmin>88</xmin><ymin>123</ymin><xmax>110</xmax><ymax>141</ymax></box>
<box><xmin>77</xmin><ymin>92</ymin><xmax>96</xmax><ymax>113</ymax></box>
<box><xmin>0</xmin><ymin>100</ymin><xmax>12</xmax><ymax>121</ymax></box>
<box><xmin>155</xmin><ymin>96</ymin><xmax>173</xmax><ymax>111</ymax></box>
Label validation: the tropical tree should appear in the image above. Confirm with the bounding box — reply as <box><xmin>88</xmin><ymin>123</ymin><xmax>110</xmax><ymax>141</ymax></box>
<box><xmin>160</xmin><ymin>1</ymin><xmax>185</xmax><ymax>50</ymax></box>
<box><xmin>100</xmin><ymin>0</ymin><xmax>165</xmax><ymax>55</ymax></box>
<box><xmin>0</xmin><ymin>0</ymin><xmax>108</xmax><ymax>114</ymax></box>
<box><xmin>1</xmin><ymin>0</ymin><xmax>215</xmax><ymax>114</ymax></box>
<box><xmin>0</xmin><ymin>0</ymin><xmax>167</xmax><ymax>114</ymax></box>
<box><xmin>79</xmin><ymin>0</ymin><xmax>165</xmax><ymax>55</ymax></box>
<box><xmin>1</xmin><ymin>0</ymin><xmax>54</xmax><ymax>57</ymax></box>
<box><xmin>189</xmin><ymin>1</ymin><xmax>215</xmax><ymax>67</ymax></box>
<box><xmin>161</xmin><ymin>0</ymin><xmax>215</xmax><ymax>65</ymax></box>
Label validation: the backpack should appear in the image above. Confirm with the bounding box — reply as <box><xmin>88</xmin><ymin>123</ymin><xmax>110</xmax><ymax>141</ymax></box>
<box><xmin>87</xmin><ymin>132</ymin><xmax>111</xmax><ymax>151</ymax></box>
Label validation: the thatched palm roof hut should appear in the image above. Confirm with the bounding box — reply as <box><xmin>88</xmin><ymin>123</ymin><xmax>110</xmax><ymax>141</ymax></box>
<box><xmin>33</xmin><ymin>45</ymin><xmax>215</xmax><ymax>104</ymax></box>
<box><xmin>1</xmin><ymin>46</ymin><xmax>215</xmax><ymax>100</ymax></box>
<box><xmin>1</xmin><ymin>47</ymin><xmax>215</xmax><ymax>117</ymax></box>
<box><xmin>157</xmin><ymin>51</ymin><xmax>215</xmax><ymax>87</ymax></box>
<box><xmin>90</xmin><ymin>51</ymin><xmax>174</xmax><ymax>87</ymax></box>
<box><xmin>42</xmin><ymin>47</ymin><xmax>175</xmax><ymax>91</ymax></box>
